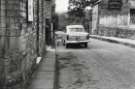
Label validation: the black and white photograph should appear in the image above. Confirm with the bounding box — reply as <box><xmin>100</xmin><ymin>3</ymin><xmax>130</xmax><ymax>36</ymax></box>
<box><xmin>1</xmin><ymin>0</ymin><xmax>135</xmax><ymax>89</ymax></box>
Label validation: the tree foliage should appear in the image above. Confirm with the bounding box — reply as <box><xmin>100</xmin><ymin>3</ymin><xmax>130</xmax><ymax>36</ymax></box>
<box><xmin>68</xmin><ymin>0</ymin><xmax>101</xmax><ymax>17</ymax></box>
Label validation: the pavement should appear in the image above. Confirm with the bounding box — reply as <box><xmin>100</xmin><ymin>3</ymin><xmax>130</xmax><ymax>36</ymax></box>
<box><xmin>90</xmin><ymin>35</ymin><xmax>135</xmax><ymax>48</ymax></box>
<box><xmin>28</xmin><ymin>47</ymin><xmax>56</xmax><ymax>89</ymax></box>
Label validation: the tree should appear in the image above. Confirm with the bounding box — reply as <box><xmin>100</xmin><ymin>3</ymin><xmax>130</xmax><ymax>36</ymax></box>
<box><xmin>68</xmin><ymin>0</ymin><xmax>102</xmax><ymax>17</ymax></box>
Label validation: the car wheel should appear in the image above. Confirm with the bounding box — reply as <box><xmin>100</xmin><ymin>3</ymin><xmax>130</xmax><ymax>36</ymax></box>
<box><xmin>84</xmin><ymin>43</ymin><xmax>88</xmax><ymax>48</ymax></box>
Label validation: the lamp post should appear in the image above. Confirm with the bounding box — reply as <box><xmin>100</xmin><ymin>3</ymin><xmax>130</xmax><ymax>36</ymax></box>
<box><xmin>85</xmin><ymin>6</ymin><xmax>92</xmax><ymax>34</ymax></box>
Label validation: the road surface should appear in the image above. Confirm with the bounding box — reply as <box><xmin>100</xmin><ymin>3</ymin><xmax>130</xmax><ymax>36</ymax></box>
<box><xmin>56</xmin><ymin>39</ymin><xmax>135</xmax><ymax>89</ymax></box>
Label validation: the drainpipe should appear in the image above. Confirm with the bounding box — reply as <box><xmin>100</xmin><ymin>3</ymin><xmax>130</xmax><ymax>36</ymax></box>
<box><xmin>51</xmin><ymin>22</ymin><xmax>54</xmax><ymax>47</ymax></box>
<box><xmin>3</xmin><ymin>0</ymin><xmax>8</xmax><ymax>88</ymax></box>
<box><xmin>36</xmin><ymin>0</ymin><xmax>39</xmax><ymax>56</ymax></box>
<box><xmin>96</xmin><ymin>5</ymin><xmax>100</xmax><ymax>35</ymax></box>
<box><xmin>36</xmin><ymin>0</ymin><xmax>43</xmax><ymax>64</ymax></box>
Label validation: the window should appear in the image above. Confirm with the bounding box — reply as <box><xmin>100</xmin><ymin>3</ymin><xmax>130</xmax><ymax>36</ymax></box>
<box><xmin>108</xmin><ymin>0</ymin><xmax>122</xmax><ymax>10</ymax></box>
<box><xmin>130</xmin><ymin>9</ymin><xmax>135</xmax><ymax>24</ymax></box>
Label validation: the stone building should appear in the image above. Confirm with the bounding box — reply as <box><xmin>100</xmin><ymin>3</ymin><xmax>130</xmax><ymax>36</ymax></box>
<box><xmin>0</xmin><ymin>0</ymin><xmax>55</xmax><ymax>88</ymax></box>
<box><xmin>44</xmin><ymin>0</ymin><xmax>55</xmax><ymax>45</ymax></box>
<box><xmin>92</xmin><ymin>0</ymin><xmax>135</xmax><ymax>39</ymax></box>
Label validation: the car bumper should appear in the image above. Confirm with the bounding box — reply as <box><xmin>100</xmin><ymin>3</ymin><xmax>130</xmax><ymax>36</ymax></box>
<box><xmin>66</xmin><ymin>40</ymin><xmax>89</xmax><ymax>44</ymax></box>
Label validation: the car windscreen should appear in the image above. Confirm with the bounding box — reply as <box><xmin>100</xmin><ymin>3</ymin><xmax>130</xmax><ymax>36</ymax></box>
<box><xmin>69</xmin><ymin>28</ymin><xmax>84</xmax><ymax>32</ymax></box>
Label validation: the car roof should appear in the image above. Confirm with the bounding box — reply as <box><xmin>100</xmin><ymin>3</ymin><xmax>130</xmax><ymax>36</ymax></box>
<box><xmin>66</xmin><ymin>25</ymin><xmax>84</xmax><ymax>29</ymax></box>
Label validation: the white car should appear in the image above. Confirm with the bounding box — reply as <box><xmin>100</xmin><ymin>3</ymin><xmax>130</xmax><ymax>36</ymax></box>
<box><xmin>63</xmin><ymin>25</ymin><xmax>90</xmax><ymax>48</ymax></box>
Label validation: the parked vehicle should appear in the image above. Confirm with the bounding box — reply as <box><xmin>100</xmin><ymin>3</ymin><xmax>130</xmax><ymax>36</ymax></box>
<box><xmin>63</xmin><ymin>25</ymin><xmax>90</xmax><ymax>48</ymax></box>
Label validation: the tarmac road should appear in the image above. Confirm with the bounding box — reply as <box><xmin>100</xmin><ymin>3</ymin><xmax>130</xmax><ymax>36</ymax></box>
<box><xmin>56</xmin><ymin>39</ymin><xmax>135</xmax><ymax>89</ymax></box>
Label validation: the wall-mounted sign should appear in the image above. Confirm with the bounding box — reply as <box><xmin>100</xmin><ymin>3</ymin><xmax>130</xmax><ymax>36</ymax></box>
<box><xmin>108</xmin><ymin>0</ymin><xmax>122</xmax><ymax>10</ymax></box>
<box><xmin>28</xmin><ymin>0</ymin><xmax>33</xmax><ymax>21</ymax></box>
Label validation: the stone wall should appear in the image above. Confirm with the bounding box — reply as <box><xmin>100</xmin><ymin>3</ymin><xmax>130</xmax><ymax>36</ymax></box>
<box><xmin>0</xmin><ymin>0</ymin><xmax>54</xmax><ymax>88</ymax></box>
<box><xmin>0</xmin><ymin>0</ymin><xmax>6</xmax><ymax>87</ymax></box>
<box><xmin>98</xmin><ymin>26</ymin><xmax>135</xmax><ymax>39</ymax></box>
<box><xmin>44</xmin><ymin>0</ymin><xmax>55</xmax><ymax>46</ymax></box>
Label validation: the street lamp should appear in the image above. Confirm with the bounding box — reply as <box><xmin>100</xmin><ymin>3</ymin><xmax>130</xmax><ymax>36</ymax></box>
<box><xmin>84</xmin><ymin>6</ymin><xmax>92</xmax><ymax>33</ymax></box>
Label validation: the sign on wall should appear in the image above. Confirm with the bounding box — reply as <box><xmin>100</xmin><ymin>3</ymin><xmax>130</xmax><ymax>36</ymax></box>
<box><xmin>28</xmin><ymin>0</ymin><xmax>33</xmax><ymax>21</ymax></box>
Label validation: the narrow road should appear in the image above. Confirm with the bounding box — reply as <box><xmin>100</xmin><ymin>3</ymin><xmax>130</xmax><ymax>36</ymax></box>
<box><xmin>56</xmin><ymin>39</ymin><xmax>135</xmax><ymax>89</ymax></box>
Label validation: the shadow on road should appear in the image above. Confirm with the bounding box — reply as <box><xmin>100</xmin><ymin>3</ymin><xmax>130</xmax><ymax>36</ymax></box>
<box><xmin>66</xmin><ymin>44</ymin><xmax>89</xmax><ymax>49</ymax></box>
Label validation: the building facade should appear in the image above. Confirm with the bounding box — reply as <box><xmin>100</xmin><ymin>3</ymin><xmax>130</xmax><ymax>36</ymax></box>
<box><xmin>92</xmin><ymin>0</ymin><xmax>135</xmax><ymax>39</ymax></box>
<box><xmin>0</xmin><ymin>0</ymin><xmax>55</xmax><ymax>88</ymax></box>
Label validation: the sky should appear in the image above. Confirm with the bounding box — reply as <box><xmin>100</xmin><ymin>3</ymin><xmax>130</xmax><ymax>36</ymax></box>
<box><xmin>55</xmin><ymin>0</ymin><xmax>69</xmax><ymax>14</ymax></box>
